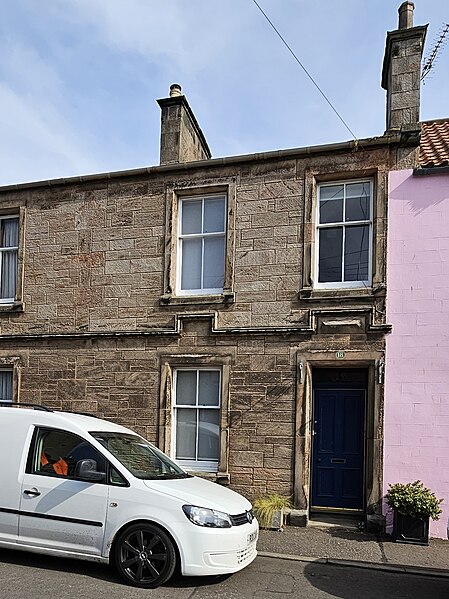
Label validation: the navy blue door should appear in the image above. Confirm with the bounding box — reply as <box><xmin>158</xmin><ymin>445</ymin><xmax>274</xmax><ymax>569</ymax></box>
<box><xmin>311</xmin><ymin>389</ymin><xmax>365</xmax><ymax>510</ymax></box>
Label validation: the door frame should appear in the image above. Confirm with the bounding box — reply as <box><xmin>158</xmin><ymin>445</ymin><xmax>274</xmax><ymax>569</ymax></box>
<box><xmin>293</xmin><ymin>351</ymin><xmax>384</xmax><ymax>524</ymax></box>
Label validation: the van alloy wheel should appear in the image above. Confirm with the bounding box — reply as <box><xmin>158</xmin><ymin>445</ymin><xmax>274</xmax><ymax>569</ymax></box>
<box><xmin>114</xmin><ymin>523</ymin><xmax>176</xmax><ymax>588</ymax></box>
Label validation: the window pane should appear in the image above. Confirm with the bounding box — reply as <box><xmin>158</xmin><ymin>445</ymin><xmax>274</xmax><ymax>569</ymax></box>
<box><xmin>38</xmin><ymin>431</ymin><xmax>71</xmax><ymax>476</ymax></box>
<box><xmin>346</xmin><ymin>196</ymin><xmax>370</xmax><ymax>222</ymax></box>
<box><xmin>320</xmin><ymin>185</ymin><xmax>344</xmax><ymax>201</ymax></box>
<box><xmin>198</xmin><ymin>371</ymin><xmax>220</xmax><ymax>406</ymax></box>
<box><xmin>94</xmin><ymin>432</ymin><xmax>184</xmax><ymax>479</ymax></box>
<box><xmin>37</xmin><ymin>429</ymin><xmax>107</xmax><ymax>478</ymax></box>
<box><xmin>204</xmin><ymin>197</ymin><xmax>225</xmax><ymax>233</ymax></box>
<box><xmin>176</xmin><ymin>371</ymin><xmax>197</xmax><ymax>405</ymax></box>
<box><xmin>66</xmin><ymin>439</ymin><xmax>107</xmax><ymax>474</ymax></box>
<box><xmin>181</xmin><ymin>238</ymin><xmax>202</xmax><ymax>290</ymax></box>
<box><xmin>198</xmin><ymin>409</ymin><xmax>219</xmax><ymax>460</ymax></box>
<box><xmin>320</xmin><ymin>198</ymin><xmax>343</xmax><ymax>224</ymax></box>
<box><xmin>203</xmin><ymin>236</ymin><xmax>224</xmax><ymax>290</ymax></box>
<box><xmin>181</xmin><ymin>200</ymin><xmax>202</xmax><ymax>235</ymax></box>
<box><xmin>344</xmin><ymin>225</ymin><xmax>369</xmax><ymax>281</ymax></box>
<box><xmin>345</xmin><ymin>183</ymin><xmax>370</xmax><ymax>222</ymax></box>
<box><xmin>346</xmin><ymin>182</ymin><xmax>370</xmax><ymax>198</ymax></box>
<box><xmin>0</xmin><ymin>370</ymin><xmax>12</xmax><ymax>401</ymax></box>
<box><xmin>175</xmin><ymin>409</ymin><xmax>196</xmax><ymax>460</ymax></box>
<box><xmin>1</xmin><ymin>219</ymin><xmax>19</xmax><ymax>248</ymax></box>
<box><xmin>319</xmin><ymin>227</ymin><xmax>343</xmax><ymax>282</ymax></box>
<box><xmin>1</xmin><ymin>250</ymin><xmax>17</xmax><ymax>299</ymax></box>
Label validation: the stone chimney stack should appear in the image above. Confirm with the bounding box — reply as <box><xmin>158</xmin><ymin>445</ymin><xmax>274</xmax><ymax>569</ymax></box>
<box><xmin>381</xmin><ymin>2</ymin><xmax>427</xmax><ymax>132</ymax></box>
<box><xmin>157</xmin><ymin>84</ymin><xmax>211</xmax><ymax>165</ymax></box>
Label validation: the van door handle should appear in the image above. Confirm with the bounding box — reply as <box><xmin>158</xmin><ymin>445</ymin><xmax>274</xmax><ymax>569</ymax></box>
<box><xmin>24</xmin><ymin>488</ymin><xmax>41</xmax><ymax>497</ymax></box>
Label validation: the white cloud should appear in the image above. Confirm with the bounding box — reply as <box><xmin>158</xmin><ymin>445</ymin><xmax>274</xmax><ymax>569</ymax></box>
<box><xmin>0</xmin><ymin>42</ymin><xmax>100</xmax><ymax>184</ymax></box>
<box><xmin>52</xmin><ymin>0</ymin><xmax>250</xmax><ymax>75</ymax></box>
<box><xmin>0</xmin><ymin>83</ymin><xmax>98</xmax><ymax>184</ymax></box>
<box><xmin>1</xmin><ymin>39</ymin><xmax>63</xmax><ymax>100</ymax></box>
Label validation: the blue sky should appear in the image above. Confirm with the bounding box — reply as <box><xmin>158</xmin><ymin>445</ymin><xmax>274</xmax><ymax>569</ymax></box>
<box><xmin>1</xmin><ymin>0</ymin><xmax>448</xmax><ymax>186</ymax></box>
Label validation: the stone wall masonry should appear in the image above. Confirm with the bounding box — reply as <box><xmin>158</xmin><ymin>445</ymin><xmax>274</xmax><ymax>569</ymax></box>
<box><xmin>0</xmin><ymin>140</ymin><xmax>405</xmax><ymax>506</ymax></box>
<box><xmin>0</xmin><ymin>326</ymin><xmax>304</xmax><ymax>495</ymax></box>
<box><xmin>0</xmin><ymin>144</ymin><xmax>396</xmax><ymax>335</ymax></box>
<box><xmin>239</xmin><ymin>160</ymin><xmax>297</xmax><ymax>185</ymax></box>
<box><xmin>0</xmin><ymin>301</ymin><xmax>386</xmax><ymax>502</ymax></box>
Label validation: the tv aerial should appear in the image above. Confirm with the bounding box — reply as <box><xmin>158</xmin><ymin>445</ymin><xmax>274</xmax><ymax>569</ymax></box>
<box><xmin>421</xmin><ymin>23</ymin><xmax>449</xmax><ymax>81</ymax></box>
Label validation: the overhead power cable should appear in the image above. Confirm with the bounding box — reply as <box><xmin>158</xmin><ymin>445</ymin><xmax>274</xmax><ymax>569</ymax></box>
<box><xmin>251</xmin><ymin>0</ymin><xmax>359</xmax><ymax>142</ymax></box>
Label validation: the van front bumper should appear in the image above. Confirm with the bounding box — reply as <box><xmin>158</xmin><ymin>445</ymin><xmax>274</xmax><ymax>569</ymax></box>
<box><xmin>179</xmin><ymin>519</ymin><xmax>258</xmax><ymax>576</ymax></box>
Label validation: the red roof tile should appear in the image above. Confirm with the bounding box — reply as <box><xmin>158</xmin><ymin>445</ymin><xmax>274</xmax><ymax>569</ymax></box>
<box><xmin>420</xmin><ymin>119</ymin><xmax>449</xmax><ymax>168</ymax></box>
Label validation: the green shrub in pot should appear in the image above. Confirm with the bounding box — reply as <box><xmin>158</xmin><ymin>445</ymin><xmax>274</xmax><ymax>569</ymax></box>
<box><xmin>385</xmin><ymin>480</ymin><xmax>443</xmax><ymax>521</ymax></box>
<box><xmin>253</xmin><ymin>494</ymin><xmax>292</xmax><ymax>529</ymax></box>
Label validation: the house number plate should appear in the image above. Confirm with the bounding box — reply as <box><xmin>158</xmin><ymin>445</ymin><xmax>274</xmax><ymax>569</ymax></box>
<box><xmin>336</xmin><ymin>351</ymin><xmax>345</xmax><ymax>359</ymax></box>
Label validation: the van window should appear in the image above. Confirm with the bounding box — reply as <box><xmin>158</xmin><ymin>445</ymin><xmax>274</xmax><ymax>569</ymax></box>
<box><xmin>30</xmin><ymin>428</ymin><xmax>111</xmax><ymax>481</ymax></box>
<box><xmin>91</xmin><ymin>432</ymin><xmax>191</xmax><ymax>480</ymax></box>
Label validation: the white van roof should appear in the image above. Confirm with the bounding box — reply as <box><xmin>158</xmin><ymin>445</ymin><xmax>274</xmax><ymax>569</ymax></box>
<box><xmin>0</xmin><ymin>405</ymin><xmax>134</xmax><ymax>437</ymax></box>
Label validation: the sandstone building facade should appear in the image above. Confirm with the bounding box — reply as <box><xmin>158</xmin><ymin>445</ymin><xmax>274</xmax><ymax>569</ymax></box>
<box><xmin>0</xmin><ymin>4</ymin><xmax>426</xmax><ymax>525</ymax></box>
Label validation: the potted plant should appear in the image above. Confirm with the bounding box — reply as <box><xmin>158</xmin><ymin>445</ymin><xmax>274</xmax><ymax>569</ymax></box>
<box><xmin>385</xmin><ymin>480</ymin><xmax>443</xmax><ymax>546</ymax></box>
<box><xmin>253</xmin><ymin>494</ymin><xmax>291</xmax><ymax>531</ymax></box>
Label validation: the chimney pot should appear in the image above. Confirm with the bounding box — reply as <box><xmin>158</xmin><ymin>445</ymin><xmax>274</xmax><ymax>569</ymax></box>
<box><xmin>398</xmin><ymin>1</ymin><xmax>414</xmax><ymax>29</ymax></box>
<box><xmin>169</xmin><ymin>83</ymin><xmax>182</xmax><ymax>97</ymax></box>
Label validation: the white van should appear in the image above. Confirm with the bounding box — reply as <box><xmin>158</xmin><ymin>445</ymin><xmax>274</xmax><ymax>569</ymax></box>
<box><xmin>0</xmin><ymin>403</ymin><xmax>258</xmax><ymax>588</ymax></box>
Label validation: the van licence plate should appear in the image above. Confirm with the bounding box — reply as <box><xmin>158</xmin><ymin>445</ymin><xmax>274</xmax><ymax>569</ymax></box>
<box><xmin>247</xmin><ymin>531</ymin><xmax>258</xmax><ymax>545</ymax></box>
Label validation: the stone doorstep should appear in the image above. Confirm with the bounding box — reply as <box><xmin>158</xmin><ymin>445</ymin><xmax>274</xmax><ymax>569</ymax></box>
<box><xmin>287</xmin><ymin>509</ymin><xmax>362</xmax><ymax>530</ymax></box>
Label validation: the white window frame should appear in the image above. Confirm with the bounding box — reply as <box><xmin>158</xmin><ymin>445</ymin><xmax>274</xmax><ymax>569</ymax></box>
<box><xmin>176</xmin><ymin>194</ymin><xmax>227</xmax><ymax>296</ymax></box>
<box><xmin>315</xmin><ymin>179</ymin><xmax>373</xmax><ymax>289</ymax></box>
<box><xmin>172</xmin><ymin>367</ymin><xmax>221</xmax><ymax>472</ymax></box>
<box><xmin>0</xmin><ymin>215</ymin><xmax>19</xmax><ymax>304</ymax></box>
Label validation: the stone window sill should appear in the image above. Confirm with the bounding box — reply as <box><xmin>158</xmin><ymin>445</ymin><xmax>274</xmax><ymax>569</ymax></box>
<box><xmin>160</xmin><ymin>292</ymin><xmax>235</xmax><ymax>307</ymax></box>
<box><xmin>0</xmin><ymin>301</ymin><xmax>24</xmax><ymax>314</ymax></box>
<box><xmin>299</xmin><ymin>285</ymin><xmax>385</xmax><ymax>301</ymax></box>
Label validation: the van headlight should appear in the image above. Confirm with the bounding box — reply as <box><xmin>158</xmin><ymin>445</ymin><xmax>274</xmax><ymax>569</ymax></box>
<box><xmin>182</xmin><ymin>505</ymin><xmax>232</xmax><ymax>528</ymax></box>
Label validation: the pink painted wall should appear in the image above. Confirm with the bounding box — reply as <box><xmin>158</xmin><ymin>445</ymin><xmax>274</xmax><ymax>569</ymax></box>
<box><xmin>386</xmin><ymin>169</ymin><xmax>449</xmax><ymax>538</ymax></box>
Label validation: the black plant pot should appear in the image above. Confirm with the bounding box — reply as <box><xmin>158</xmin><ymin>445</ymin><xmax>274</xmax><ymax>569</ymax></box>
<box><xmin>392</xmin><ymin>511</ymin><xmax>429</xmax><ymax>546</ymax></box>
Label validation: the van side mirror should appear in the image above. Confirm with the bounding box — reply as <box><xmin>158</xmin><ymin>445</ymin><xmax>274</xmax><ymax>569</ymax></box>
<box><xmin>75</xmin><ymin>459</ymin><xmax>106</xmax><ymax>482</ymax></box>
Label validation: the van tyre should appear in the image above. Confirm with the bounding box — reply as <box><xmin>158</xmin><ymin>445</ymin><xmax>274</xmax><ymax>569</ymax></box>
<box><xmin>114</xmin><ymin>523</ymin><xmax>176</xmax><ymax>588</ymax></box>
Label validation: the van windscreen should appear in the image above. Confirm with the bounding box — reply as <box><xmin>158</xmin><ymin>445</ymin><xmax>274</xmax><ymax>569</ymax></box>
<box><xmin>90</xmin><ymin>432</ymin><xmax>190</xmax><ymax>480</ymax></box>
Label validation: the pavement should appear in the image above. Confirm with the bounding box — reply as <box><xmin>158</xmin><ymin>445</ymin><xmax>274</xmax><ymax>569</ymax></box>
<box><xmin>257</xmin><ymin>519</ymin><xmax>449</xmax><ymax>579</ymax></box>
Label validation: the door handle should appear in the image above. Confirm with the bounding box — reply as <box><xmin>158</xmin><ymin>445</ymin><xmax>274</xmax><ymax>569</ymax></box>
<box><xmin>24</xmin><ymin>488</ymin><xmax>41</xmax><ymax>497</ymax></box>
